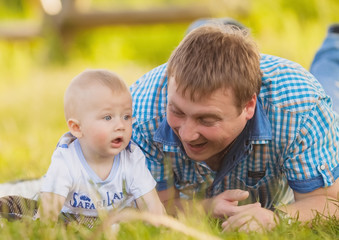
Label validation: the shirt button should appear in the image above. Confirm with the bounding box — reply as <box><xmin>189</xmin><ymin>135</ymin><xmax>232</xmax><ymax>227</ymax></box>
<box><xmin>320</xmin><ymin>165</ymin><xmax>326</xmax><ymax>170</ymax></box>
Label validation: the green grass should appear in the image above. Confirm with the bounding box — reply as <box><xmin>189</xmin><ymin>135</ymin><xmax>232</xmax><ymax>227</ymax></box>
<box><xmin>0</xmin><ymin>207</ymin><xmax>338</xmax><ymax>240</ymax></box>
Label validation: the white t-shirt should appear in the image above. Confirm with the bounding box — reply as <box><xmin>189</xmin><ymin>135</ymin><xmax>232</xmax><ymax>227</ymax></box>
<box><xmin>40</xmin><ymin>133</ymin><xmax>156</xmax><ymax>216</ymax></box>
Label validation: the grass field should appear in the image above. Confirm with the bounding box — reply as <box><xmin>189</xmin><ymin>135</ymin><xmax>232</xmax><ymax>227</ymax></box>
<box><xmin>0</xmin><ymin>204</ymin><xmax>338</xmax><ymax>240</ymax></box>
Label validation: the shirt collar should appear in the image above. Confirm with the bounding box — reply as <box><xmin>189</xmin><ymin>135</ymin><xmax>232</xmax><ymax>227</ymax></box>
<box><xmin>153</xmin><ymin>98</ymin><xmax>272</xmax><ymax>146</ymax></box>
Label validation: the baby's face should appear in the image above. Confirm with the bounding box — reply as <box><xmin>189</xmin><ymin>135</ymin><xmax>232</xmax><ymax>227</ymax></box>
<box><xmin>77</xmin><ymin>84</ymin><xmax>132</xmax><ymax>160</ymax></box>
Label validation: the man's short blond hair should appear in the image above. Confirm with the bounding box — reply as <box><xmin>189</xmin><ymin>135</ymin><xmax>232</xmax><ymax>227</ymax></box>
<box><xmin>167</xmin><ymin>24</ymin><xmax>262</xmax><ymax>110</ymax></box>
<box><xmin>64</xmin><ymin>69</ymin><xmax>129</xmax><ymax>120</ymax></box>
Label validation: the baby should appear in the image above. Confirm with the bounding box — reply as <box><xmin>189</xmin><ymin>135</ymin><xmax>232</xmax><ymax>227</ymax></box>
<box><xmin>38</xmin><ymin>69</ymin><xmax>165</xmax><ymax>221</ymax></box>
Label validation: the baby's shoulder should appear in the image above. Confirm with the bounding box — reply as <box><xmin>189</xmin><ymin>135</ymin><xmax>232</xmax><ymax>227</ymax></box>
<box><xmin>51</xmin><ymin>133</ymin><xmax>79</xmax><ymax>166</ymax></box>
<box><xmin>125</xmin><ymin>141</ymin><xmax>142</xmax><ymax>153</ymax></box>
<box><xmin>119</xmin><ymin>141</ymin><xmax>145</xmax><ymax>164</ymax></box>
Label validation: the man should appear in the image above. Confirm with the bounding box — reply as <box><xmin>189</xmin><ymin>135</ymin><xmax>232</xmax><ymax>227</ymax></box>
<box><xmin>130</xmin><ymin>23</ymin><xmax>339</xmax><ymax>231</ymax></box>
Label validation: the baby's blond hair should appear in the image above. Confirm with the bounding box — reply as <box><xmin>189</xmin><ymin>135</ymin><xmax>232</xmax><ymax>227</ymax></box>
<box><xmin>64</xmin><ymin>69</ymin><xmax>129</xmax><ymax>120</ymax></box>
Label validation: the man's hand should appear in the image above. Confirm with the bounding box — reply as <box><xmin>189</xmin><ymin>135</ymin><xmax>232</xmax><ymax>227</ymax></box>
<box><xmin>204</xmin><ymin>189</ymin><xmax>259</xmax><ymax>218</ymax></box>
<box><xmin>221</xmin><ymin>178</ymin><xmax>339</xmax><ymax>232</ymax></box>
<box><xmin>222</xmin><ymin>204</ymin><xmax>277</xmax><ymax>233</ymax></box>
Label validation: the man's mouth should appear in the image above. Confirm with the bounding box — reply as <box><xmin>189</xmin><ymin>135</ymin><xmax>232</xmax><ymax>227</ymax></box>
<box><xmin>188</xmin><ymin>142</ymin><xmax>206</xmax><ymax>148</ymax></box>
<box><xmin>184</xmin><ymin>142</ymin><xmax>208</xmax><ymax>153</ymax></box>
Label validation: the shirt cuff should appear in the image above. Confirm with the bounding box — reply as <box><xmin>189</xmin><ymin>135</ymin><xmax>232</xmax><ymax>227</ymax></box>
<box><xmin>288</xmin><ymin>164</ymin><xmax>339</xmax><ymax>193</ymax></box>
<box><xmin>288</xmin><ymin>176</ymin><xmax>324</xmax><ymax>193</ymax></box>
<box><xmin>156</xmin><ymin>180</ymin><xmax>171</xmax><ymax>191</ymax></box>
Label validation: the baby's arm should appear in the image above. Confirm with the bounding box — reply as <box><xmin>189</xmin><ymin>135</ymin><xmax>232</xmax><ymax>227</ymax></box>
<box><xmin>135</xmin><ymin>188</ymin><xmax>166</xmax><ymax>215</ymax></box>
<box><xmin>38</xmin><ymin>192</ymin><xmax>66</xmax><ymax>221</ymax></box>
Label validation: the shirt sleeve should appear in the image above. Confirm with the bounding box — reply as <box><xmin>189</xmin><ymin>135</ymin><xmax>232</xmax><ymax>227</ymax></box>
<box><xmin>40</xmin><ymin>147</ymin><xmax>73</xmax><ymax>197</ymax></box>
<box><xmin>132</xmin><ymin>119</ymin><xmax>174</xmax><ymax>191</ymax></box>
<box><xmin>285</xmin><ymin>98</ymin><xmax>339</xmax><ymax>193</ymax></box>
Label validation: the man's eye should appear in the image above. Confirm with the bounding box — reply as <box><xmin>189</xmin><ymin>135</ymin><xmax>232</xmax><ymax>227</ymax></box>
<box><xmin>171</xmin><ymin>109</ymin><xmax>184</xmax><ymax>117</ymax></box>
<box><xmin>104</xmin><ymin>116</ymin><xmax>112</xmax><ymax>121</ymax></box>
<box><xmin>199</xmin><ymin>118</ymin><xmax>217</xmax><ymax>126</ymax></box>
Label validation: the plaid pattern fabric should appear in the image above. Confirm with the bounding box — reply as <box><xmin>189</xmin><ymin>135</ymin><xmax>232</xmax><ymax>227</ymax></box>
<box><xmin>0</xmin><ymin>195</ymin><xmax>37</xmax><ymax>221</ymax></box>
<box><xmin>0</xmin><ymin>196</ymin><xmax>99</xmax><ymax>228</ymax></box>
<box><xmin>130</xmin><ymin>54</ymin><xmax>339</xmax><ymax>209</ymax></box>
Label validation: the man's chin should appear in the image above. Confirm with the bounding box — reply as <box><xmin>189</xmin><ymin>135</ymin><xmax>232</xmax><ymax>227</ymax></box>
<box><xmin>182</xmin><ymin>142</ymin><xmax>212</xmax><ymax>160</ymax></box>
<box><xmin>185</xmin><ymin>150</ymin><xmax>209</xmax><ymax>162</ymax></box>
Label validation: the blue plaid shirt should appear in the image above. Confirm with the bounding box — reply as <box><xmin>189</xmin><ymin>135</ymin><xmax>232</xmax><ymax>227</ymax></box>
<box><xmin>130</xmin><ymin>54</ymin><xmax>339</xmax><ymax>209</ymax></box>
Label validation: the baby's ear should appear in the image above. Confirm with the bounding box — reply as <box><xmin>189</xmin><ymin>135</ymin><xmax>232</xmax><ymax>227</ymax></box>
<box><xmin>67</xmin><ymin>118</ymin><xmax>82</xmax><ymax>138</ymax></box>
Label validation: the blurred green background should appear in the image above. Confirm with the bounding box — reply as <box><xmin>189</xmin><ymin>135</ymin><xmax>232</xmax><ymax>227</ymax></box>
<box><xmin>0</xmin><ymin>0</ymin><xmax>339</xmax><ymax>182</ymax></box>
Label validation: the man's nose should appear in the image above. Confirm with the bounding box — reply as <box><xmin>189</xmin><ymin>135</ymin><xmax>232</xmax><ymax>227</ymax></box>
<box><xmin>178</xmin><ymin>119</ymin><xmax>199</xmax><ymax>142</ymax></box>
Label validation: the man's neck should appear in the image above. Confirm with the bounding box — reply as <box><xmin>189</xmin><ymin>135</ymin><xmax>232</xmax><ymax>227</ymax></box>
<box><xmin>204</xmin><ymin>156</ymin><xmax>222</xmax><ymax>171</ymax></box>
<box><xmin>204</xmin><ymin>141</ymin><xmax>235</xmax><ymax>171</ymax></box>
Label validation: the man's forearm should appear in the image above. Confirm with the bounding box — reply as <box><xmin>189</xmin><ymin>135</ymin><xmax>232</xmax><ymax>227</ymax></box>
<box><xmin>280</xmin><ymin>195</ymin><xmax>338</xmax><ymax>222</ymax></box>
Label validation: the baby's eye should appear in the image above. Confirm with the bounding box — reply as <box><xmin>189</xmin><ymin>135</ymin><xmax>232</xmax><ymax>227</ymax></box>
<box><xmin>123</xmin><ymin>115</ymin><xmax>131</xmax><ymax>121</ymax></box>
<box><xmin>104</xmin><ymin>115</ymin><xmax>112</xmax><ymax>121</ymax></box>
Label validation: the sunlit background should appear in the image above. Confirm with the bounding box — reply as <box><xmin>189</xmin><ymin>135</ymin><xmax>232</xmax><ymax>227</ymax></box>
<box><xmin>0</xmin><ymin>0</ymin><xmax>338</xmax><ymax>182</ymax></box>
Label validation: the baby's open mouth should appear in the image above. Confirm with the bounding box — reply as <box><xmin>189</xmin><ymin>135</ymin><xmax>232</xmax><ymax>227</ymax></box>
<box><xmin>112</xmin><ymin>137</ymin><xmax>123</xmax><ymax>144</ymax></box>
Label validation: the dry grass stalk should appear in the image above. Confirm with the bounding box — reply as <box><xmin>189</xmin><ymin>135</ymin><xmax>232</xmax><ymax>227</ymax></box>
<box><xmin>90</xmin><ymin>208</ymin><xmax>222</xmax><ymax>240</ymax></box>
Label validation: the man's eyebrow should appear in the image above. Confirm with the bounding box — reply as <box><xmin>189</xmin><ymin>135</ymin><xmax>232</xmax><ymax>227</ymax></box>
<box><xmin>194</xmin><ymin>113</ymin><xmax>222</xmax><ymax>119</ymax></box>
<box><xmin>168</xmin><ymin>101</ymin><xmax>180</xmax><ymax>109</ymax></box>
<box><xmin>171</xmin><ymin>103</ymin><xmax>222</xmax><ymax>119</ymax></box>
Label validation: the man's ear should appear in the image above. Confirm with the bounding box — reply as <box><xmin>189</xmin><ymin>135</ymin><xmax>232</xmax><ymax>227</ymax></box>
<box><xmin>67</xmin><ymin>118</ymin><xmax>82</xmax><ymax>138</ymax></box>
<box><xmin>244</xmin><ymin>94</ymin><xmax>257</xmax><ymax>120</ymax></box>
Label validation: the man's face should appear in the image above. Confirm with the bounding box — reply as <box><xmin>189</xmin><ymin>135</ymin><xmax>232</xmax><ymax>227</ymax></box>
<box><xmin>167</xmin><ymin>78</ymin><xmax>256</xmax><ymax>165</ymax></box>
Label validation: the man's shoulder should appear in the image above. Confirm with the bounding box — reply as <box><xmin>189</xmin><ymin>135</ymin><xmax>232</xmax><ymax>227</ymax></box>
<box><xmin>259</xmin><ymin>54</ymin><xmax>306</xmax><ymax>73</ymax></box>
<box><xmin>130</xmin><ymin>63</ymin><xmax>168</xmax><ymax>93</ymax></box>
<box><xmin>259</xmin><ymin>54</ymin><xmax>327</xmax><ymax>113</ymax></box>
<box><xmin>131</xmin><ymin>63</ymin><xmax>168</xmax><ymax>123</ymax></box>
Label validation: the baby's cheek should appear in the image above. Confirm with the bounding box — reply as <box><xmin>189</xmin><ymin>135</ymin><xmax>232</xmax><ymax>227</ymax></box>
<box><xmin>92</xmin><ymin>130</ymin><xmax>110</xmax><ymax>144</ymax></box>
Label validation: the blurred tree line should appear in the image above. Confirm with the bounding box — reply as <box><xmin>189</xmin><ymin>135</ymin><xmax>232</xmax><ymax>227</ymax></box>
<box><xmin>0</xmin><ymin>0</ymin><xmax>338</xmax><ymax>69</ymax></box>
